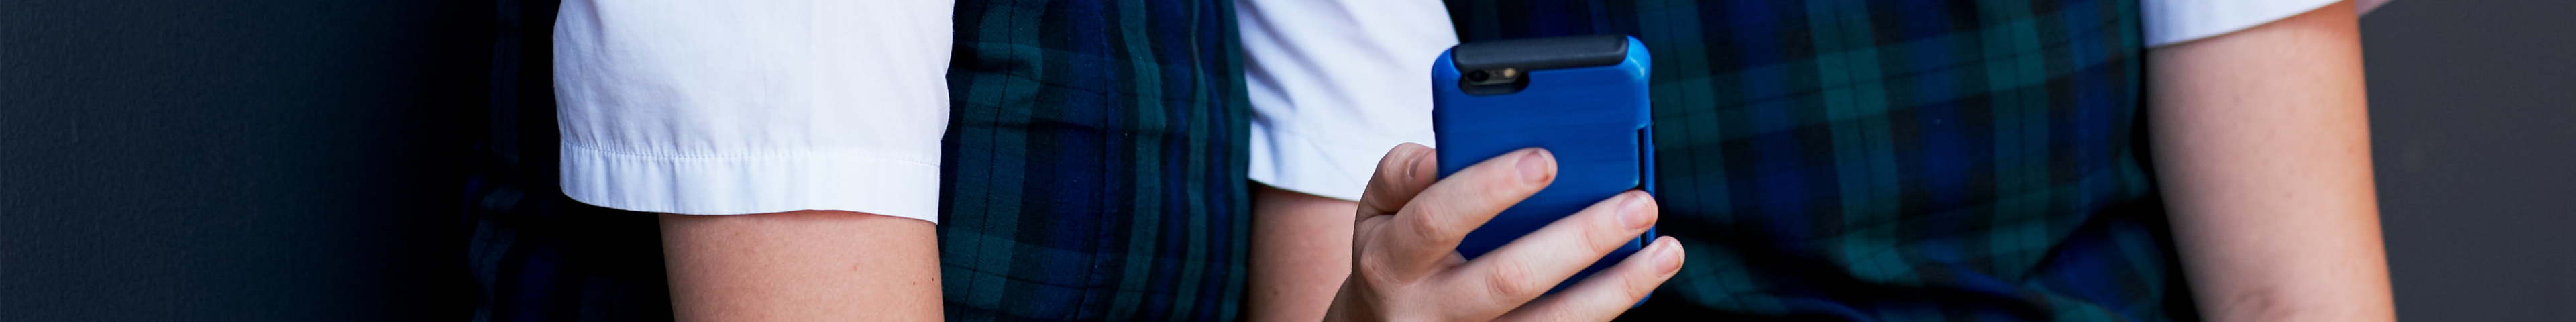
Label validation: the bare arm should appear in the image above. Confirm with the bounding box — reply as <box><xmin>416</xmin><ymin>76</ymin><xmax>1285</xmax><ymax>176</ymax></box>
<box><xmin>2147</xmin><ymin>2</ymin><xmax>2395</xmax><ymax>321</ymax></box>
<box><xmin>657</xmin><ymin>211</ymin><xmax>943</xmax><ymax>321</ymax></box>
<box><xmin>1248</xmin><ymin>184</ymin><xmax>1360</xmax><ymax>321</ymax></box>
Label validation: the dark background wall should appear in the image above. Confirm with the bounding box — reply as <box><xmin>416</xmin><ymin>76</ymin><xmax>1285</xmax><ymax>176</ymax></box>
<box><xmin>2359</xmin><ymin>1</ymin><xmax>2576</xmax><ymax>320</ymax></box>
<box><xmin>1</xmin><ymin>0</ymin><xmax>2567</xmax><ymax>321</ymax></box>
<box><xmin>1</xmin><ymin>0</ymin><xmax>491</xmax><ymax>320</ymax></box>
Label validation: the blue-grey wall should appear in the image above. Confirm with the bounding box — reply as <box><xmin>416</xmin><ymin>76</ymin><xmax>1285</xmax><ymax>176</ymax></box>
<box><xmin>2361</xmin><ymin>1</ymin><xmax>2576</xmax><ymax>320</ymax></box>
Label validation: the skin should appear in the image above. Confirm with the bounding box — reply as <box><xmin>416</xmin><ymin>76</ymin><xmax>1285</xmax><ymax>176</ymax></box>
<box><xmin>1258</xmin><ymin>3</ymin><xmax>2399</xmax><ymax>320</ymax></box>
<box><xmin>655</xmin><ymin>145</ymin><xmax>1680</xmax><ymax>322</ymax></box>
<box><xmin>1254</xmin><ymin>145</ymin><xmax>1682</xmax><ymax>322</ymax></box>
<box><xmin>1248</xmin><ymin>183</ymin><xmax>1358</xmax><ymax>321</ymax></box>
<box><xmin>657</xmin><ymin>211</ymin><xmax>942</xmax><ymax>321</ymax></box>
<box><xmin>656</xmin><ymin>3</ymin><xmax>2390</xmax><ymax>320</ymax></box>
<box><xmin>1319</xmin><ymin>144</ymin><xmax>1683</xmax><ymax>321</ymax></box>
<box><xmin>2149</xmin><ymin>2</ymin><xmax>2396</xmax><ymax>321</ymax></box>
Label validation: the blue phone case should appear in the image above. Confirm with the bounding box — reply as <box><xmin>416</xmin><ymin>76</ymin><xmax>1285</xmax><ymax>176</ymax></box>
<box><xmin>1432</xmin><ymin>35</ymin><xmax>1654</xmax><ymax>294</ymax></box>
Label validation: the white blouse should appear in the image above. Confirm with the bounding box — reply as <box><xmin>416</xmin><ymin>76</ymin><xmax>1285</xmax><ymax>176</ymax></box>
<box><xmin>554</xmin><ymin>0</ymin><xmax>953</xmax><ymax>221</ymax></box>
<box><xmin>556</xmin><ymin>0</ymin><xmax>2386</xmax><ymax>221</ymax></box>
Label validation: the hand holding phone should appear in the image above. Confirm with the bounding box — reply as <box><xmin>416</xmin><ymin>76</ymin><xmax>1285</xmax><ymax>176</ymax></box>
<box><xmin>1326</xmin><ymin>144</ymin><xmax>1682</xmax><ymax>321</ymax></box>
<box><xmin>1324</xmin><ymin>35</ymin><xmax>1677</xmax><ymax>321</ymax></box>
<box><xmin>1434</xmin><ymin>34</ymin><xmax>1659</xmax><ymax>294</ymax></box>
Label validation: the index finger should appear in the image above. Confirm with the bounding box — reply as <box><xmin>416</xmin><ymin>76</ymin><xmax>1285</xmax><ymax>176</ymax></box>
<box><xmin>1374</xmin><ymin>148</ymin><xmax>1556</xmax><ymax>272</ymax></box>
<box><xmin>1356</xmin><ymin>143</ymin><xmax>1438</xmax><ymax>219</ymax></box>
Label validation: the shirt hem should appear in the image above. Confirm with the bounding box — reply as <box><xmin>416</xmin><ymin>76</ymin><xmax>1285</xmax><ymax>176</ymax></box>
<box><xmin>558</xmin><ymin>142</ymin><xmax>941</xmax><ymax>223</ymax></box>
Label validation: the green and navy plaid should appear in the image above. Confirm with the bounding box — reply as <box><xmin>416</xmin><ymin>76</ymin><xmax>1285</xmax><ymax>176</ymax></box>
<box><xmin>482</xmin><ymin>0</ymin><xmax>2185</xmax><ymax>321</ymax></box>
<box><xmin>938</xmin><ymin>0</ymin><xmax>1251</xmax><ymax>321</ymax></box>
<box><xmin>1450</xmin><ymin>0</ymin><xmax>2195</xmax><ymax>321</ymax></box>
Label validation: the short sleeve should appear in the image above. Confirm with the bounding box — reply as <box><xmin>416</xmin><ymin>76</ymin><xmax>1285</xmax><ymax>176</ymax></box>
<box><xmin>552</xmin><ymin>0</ymin><xmax>952</xmax><ymax>221</ymax></box>
<box><xmin>2145</xmin><ymin>0</ymin><xmax>2390</xmax><ymax>47</ymax></box>
<box><xmin>1236</xmin><ymin>0</ymin><xmax>1456</xmax><ymax>201</ymax></box>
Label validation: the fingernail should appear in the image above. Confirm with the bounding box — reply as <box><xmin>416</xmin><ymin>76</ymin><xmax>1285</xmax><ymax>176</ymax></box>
<box><xmin>1516</xmin><ymin>150</ymin><xmax>1551</xmax><ymax>184</ymax></box>
<box><xmin>1656</xmin><ymin>238</ymin><xmax>1684</xmax><ymax>272</ymax></box>
<box><xmin>1619</xmin><ymin>193</ymin><xmax>1653</xmax><ymax>229</ymax></box>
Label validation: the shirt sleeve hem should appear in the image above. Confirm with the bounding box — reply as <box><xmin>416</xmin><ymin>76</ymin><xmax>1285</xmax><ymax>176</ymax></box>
<box><xmin>2144</xmin><ymin>0</ymin><xmax>2342</xmax><ymax>48</ymax></box>
<box><xmin>558</xmin><ymin>142</ymin><xmax>941</xmax><ymax>223</ymax></box>
<box><xmin>1249</xmin><ymin>122</ymin><xmax>1428</xmax><ymax>202</ymax></box>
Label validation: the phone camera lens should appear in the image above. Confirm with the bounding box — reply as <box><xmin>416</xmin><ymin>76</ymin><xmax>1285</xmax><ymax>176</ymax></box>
<box><xmin>1466</xmin><ymin>70</ymin><xmax>1492</xmax><ymax>83</ymax></box>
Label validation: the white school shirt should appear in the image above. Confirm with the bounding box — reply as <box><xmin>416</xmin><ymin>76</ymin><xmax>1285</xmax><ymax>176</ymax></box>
<box><xmin>1233</xmin><ymin>0</ymin><xmax>2387</xmax><ymax>201</ymax></box>
<box><xmin>555</xmin><ymin>0</ymin><xmax>2387</xmax><ymax>220</ymax></box>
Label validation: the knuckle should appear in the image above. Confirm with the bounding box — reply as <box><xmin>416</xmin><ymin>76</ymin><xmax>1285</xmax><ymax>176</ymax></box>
<box><xmin>1402</xmin><ymin>208</ymin><xmax>1453</xmax><ymax>243</ymax></box>
<box><xmin>1373</xmin><ymin>145</ymin><xmax>1426</xmax><ymax>179</ymax></box>
<box><xmin>1618</xmin><ymin>254</ymin><xmax>1674</xmax><ymax>300</ymax></box>
<box><xmin>1579</xmin><ymin>216</ymin><xmax>1619</xmax><ymax>251</ymax></box>
<box><xmin>1368</xmin><ymin>172</ymin><xmax>1401</xmax><ymax>193</ymax></box>
<box><xmin>1623</xmin><ymin>271</ymin><xmax>1660</xmax><ymax>301</ymax></box>
<box><xmin>1375</xmin><ymin>154</ymin><xmax>1412</xmax><ymax>178</ymax></box>
<box><xmin>1483</xmin><ymin>262</ymin><xmax>1538</xmax><ymax>299</ymax></box>
<box><xmin>1362</xmin><ymin>175</ymin><xmax>1401</xmax><ymax>199</ymax></box>
<box><xmin>1354</xmin><ymin>253</ymin><xmax>1400</xmax><ymax>283</ymax></box>
<box><xmin>1364</xmin><ymin>176</ymin><xmax>1411</xmax><ymax>207</ymax></box>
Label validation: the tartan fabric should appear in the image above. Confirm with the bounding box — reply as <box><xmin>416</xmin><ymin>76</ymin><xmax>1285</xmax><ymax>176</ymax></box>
<box><xmin>939</xmin><ymin>0</ymin><xmax>1252</xmax><ymax>321</ymax></box>
<box><xmin>1448</xmin><ymin>0</ymin><xmax>2196</xmax><ymax>321</ymax></box>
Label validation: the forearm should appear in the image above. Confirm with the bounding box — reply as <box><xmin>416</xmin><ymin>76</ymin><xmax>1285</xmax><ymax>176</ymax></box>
<box><xmin>658</xmin><ymin>211</ymin><xmax>943</xmax><ymax>321</ymax></box>
<box><xmin>1247</xmin><ymin>184</ymin><xmax>1359</xmax><ymax>321</ymax></box>
<box><xmin>2147</xmin><ymin>2</ymin><xmax>2394</xmax><ymax>321</ymax></box>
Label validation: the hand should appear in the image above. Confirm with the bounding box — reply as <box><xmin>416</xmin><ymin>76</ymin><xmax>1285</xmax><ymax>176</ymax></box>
<box><xmin>1325</xmin><ymin>143</ymin><xmax>1684</xmax><ymax>321</ymax></box>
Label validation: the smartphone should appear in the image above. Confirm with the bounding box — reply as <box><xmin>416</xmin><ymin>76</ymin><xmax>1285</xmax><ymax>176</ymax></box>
<box><xmin>1432</xmin><ymin>34</ymin><xmax>1655</xmax><ymax>294</ymax></box>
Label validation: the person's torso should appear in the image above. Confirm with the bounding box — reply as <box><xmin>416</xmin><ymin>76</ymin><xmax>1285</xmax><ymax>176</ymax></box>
<box><xmin>930</xmin><ymin>0</ymin><xmax>2194</xmax><ymax>320</ymax></box>
<box><xmin>1446</xmin><ymin>0</ymin><xmax>2193</xmax><ymax>321</ymax></box>
<box><xmin>938</xmin><ymin>1</ymin><xmax>1254</xmax><ymax>321</ymax></box>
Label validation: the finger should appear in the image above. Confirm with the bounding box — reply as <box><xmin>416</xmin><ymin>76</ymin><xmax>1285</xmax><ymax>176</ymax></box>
<box><xmin>1438</xmin><ymin>191</ymin><xmax>1657</xmax><ymax>311</ymax></box>
<box><xmin>1346</xmin><ymin>144</ymin><xmax>1445</xmax><ymax>287</ymax></box>
<box><xmin>1355</xmin><ymin>143</ymin><xmax>1438</xmax><ymax>219</ymax></box>
<box><xmin>1493</xmin><ymin>236</ymin><xmax>1684</xmax><ymax>322</ymax></box>
<box><xmin>1375</xmin><ymin>148</ymin><xmax>1556</xmax><ymax>271</ymax></box>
